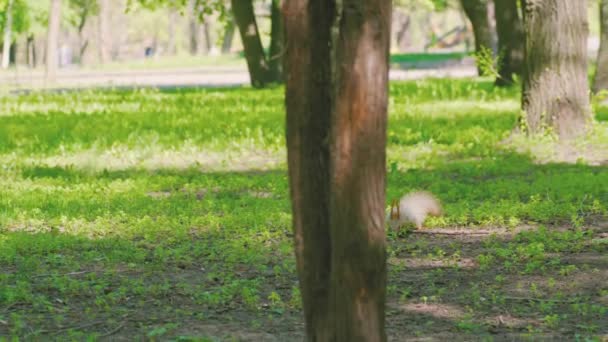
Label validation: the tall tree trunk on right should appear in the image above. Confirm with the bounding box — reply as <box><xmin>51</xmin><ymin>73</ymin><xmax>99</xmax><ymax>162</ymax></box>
<box><xmin>593</xmin><ymin>0</ymin><xmax>608</xmax><ymax>93</ymax></box>
<box><xmin>460</xmin><ymin>0</ymin><xmax>493</xmax><ymax>75</ymax></box>
<box><xmin>97</xmin><ymin>0</ymin><xmax>110</xmax><ymax>64</ymax></box>
<box><xmin>268</xmin><ymin>0</ymin><xmax>283</xmax><ymax>82</ymax></box>
<box><xmin>284</xmin><ymin>0</ymin><xmax>390</xmax><ymax>339</ymax></box>
<box><xmin>2</xmin><ymin>0</ymin><xmax>14</xmax><ymax>69</ymax></box>
<box><xmin>46</xmin><ymin>0</ymin><xmax>62</xmax><ymax>83</ymax></box>
<box><xmin>522</xmin><ymin>0</ymin><xmax>591</xmax><ymax>139</ymax></box>
<box><xmin>494</xmin><ymin>0</ymin><xmax>523</xmax><ymax>86</ymax></box>
<box><xmin>231</xmin><ymin>0</ymin><xmax>271</xmax><ymax>87</ymax></box>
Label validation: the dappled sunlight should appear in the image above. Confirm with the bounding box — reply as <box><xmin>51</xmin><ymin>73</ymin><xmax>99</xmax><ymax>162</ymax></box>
<box><xmin>503</xmin><ymin>121</ymin><xmax>608</xmax><ymax>165</ymax></box>
<box><xmin>1</xmin><ymin>81</ymin><xmax>606</xmax><ymax>339</ymax></box>
<box><xmin>25</xmin><ymin>145</ymin><xmax>285</xmax><ymax>172</ymax></box>
<box><xmin>397</xmin><ymin>302</ymin><xmax>466</xmax><ymax>320</ymax></box>
<box><xmin>388</xmin><ymin>256</ymin><xmax>477</xmax><ymax>269</ymax></box>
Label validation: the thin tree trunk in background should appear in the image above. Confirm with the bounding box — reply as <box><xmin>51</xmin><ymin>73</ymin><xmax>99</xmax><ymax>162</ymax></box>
<box><xmin>203</xmin><ymin>20</ymin><xmax>214</xmax><ymax>54</ymax></box>
<box><xmin>395</xmin><ymin>11</ymin><xmax>411</xmax><ymax>52</ymax></box>
<box><xmin>27</xmin><ymin>34</ymin><xmax>36</xmax><ymax>68</ymax></box>
<box><xmin>167</xmin><ymin>8</ymin><xmax>178</xmax><ymax>55</ymax></box>
<box><xmin>46</xmin><ymin>0</ymin><xmax>62</xmax><ymax>82</ymax></box>
<box><xmin>188</xmin><ymin>0</ymin><xmax>199</xmax><ymax>55</ymax></box>
<box><xmin>268</xmin><ymin>0</ymin><xmax>283</xmax><ymax>82</ymax></box>
<box><xmin>2</xmin><ymin>0</ymin><xmax>14</xmax><ymax>69</ymax></box>
<box><xmin>221</xmin><ymin>18</ymin><xmax>236</xmax><ymax>54</ymax></box>
<box><xmin>460</xmin><ymin>0</ymin><xmax>493</xmax><ymax>75</ymax></box>
<box><xmin>231</xmin><ymin>0</ymin><xmax>270</xmax><ymax>87</ymax></box>
<box><xmin>9</xmin><ymin>41</ymin><xmax>16</xmax><ymax>65</ymax></box>
<box><xmin>76</xmin><ymin>7</ymin><xmax>89</xmax><ymax>64</ymax></box>
<box><xmin>494</xmin><ymin>0</ymin><xmax>524</xmax><ymax>86</ymax></box>
<box><xmin>522</xmin><ymin>0</ymin><xmax>591</xmax><ymax>139</ymax></box>
<box><xmin>97</xmin><ymin>0</ymin><xmax>110</xmax><ymax>64</ymax></box>
<box><xmin>284</xmin><ymin>0</ymin><xmax>390</xmax><ymax>339</ymax></box>
<box><xmin>594</xmin><ymin>0</ymin><xmax>608</xmax><ymax>93</ymax></box>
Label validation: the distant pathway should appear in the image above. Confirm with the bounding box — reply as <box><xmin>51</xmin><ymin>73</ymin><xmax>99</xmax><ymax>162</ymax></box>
<box><xmin>1</xmin><ymin>64</ymin><xmax>478</xmax><ymax>92</ymax></box>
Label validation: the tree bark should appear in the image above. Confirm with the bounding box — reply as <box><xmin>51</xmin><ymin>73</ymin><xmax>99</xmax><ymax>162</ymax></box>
<box><xmin>594</xmin><ymin>0</ymin><xmax>608</xmax><ymax>93</ymax></box>
<box><xmin>46</xmin><ymin>0</ymin><xmax>62</xmax><ymax>83</ymax></box>
<box><xmin>493</xmin><ymin>0</ymin><xmax>524</xmax><ymax>86</ymax></box>
<box><xmin>2</xmin><ymin>0</ymin><xmax>14</xmax><ymax>69</ymax></box>
<box><xmin>231</xmin><ymin>0</ymin><xmax>271</xmax><ymax>87</ymax></box>
<box><xmin>522</xmin><ymin>0</ymin><xmax>591</xmax><ymax>139</ymax></box>
<box><xmin>268</xmin><ymin>0</ymin><xmax>283</xmax><ymax>82</ymax></box>
<box><xmin>460</xmin><ymin>0</ymin><xmax>493</xmax><ymax>75</ymax></box>
<box><xmin>97</xmin><ymin>0</ymin><xmax>110</xmax><ymax>64</ymax></box>
<box><xmin>284</xmin><ymin>0</ymin><xmax>390</xmax><ymax>339</ymax></box>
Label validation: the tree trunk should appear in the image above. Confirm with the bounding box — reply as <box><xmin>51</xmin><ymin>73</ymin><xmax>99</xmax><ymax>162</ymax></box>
<box><xmin>97</xmin><ymin>0</ymin><xmax>110</xmax><ymax>64</ymax></box>
<box><xmin>9</xmin><ymin>41</ymin><xmax>16</xmax><ymax>65</ymax></box>
<box><xmin>395</xmin><ymin>11</ymin><xmax>411</xmax><ymax>52</ymax></box>
<box><xmin>27</xmin><ymin>34</ymin><xmax>36</xmax><ymax>68</ymax></box>
<box><xmin>231</xmin><ymin>0</ymin><xmax>271</xmax><ymax>87</ymax></box>
<box><xmin>594</xmin><ymin>0</ymin><xmax>608</xmax><ymax>93</ymax></box>
<box><xmin>522</xmin><ymin>0</ymin><xmax>591</xmax><ymax>139</ymax></box>
<box><xmin>460</xmin><ymin>0</ymin><xmax>493</xmax><ymax>75</ymax></box>
<box><xmin>494</xmin><ymin>0</ymin><xmax>524</xmax><ymax>86</ymax></box>
<box><xmin>167</xmin><ymin>8</ymin><xmax>178</xmax><ymax>55</ymax></box>
<box><xmin>284</xmin><ymin>0</ymin><xmax>390</xmax><ymax>339</ymax></box>
<box><xmin>203</xmin><ymin>20</ymin><xmax>214</xmax><ymax>54</ymax></box>
<box><xmin>188</xmin><ymin>0</ymin><xmax>199</xmax><ymax>55</ymax></box>
<box><xmin>46</xmin><ymin>0</ymin><xmax>62</xmax><ymax>83</ymax></box>
<box><xmin>2</xmin><ymin>0</ymin><xmax>13</xmax><ymax>69</ymax></box>
<box><xmin>268</xmin><ymin>0</ymin><xmax>283</xmax><ymax>82</ymax></box>
<box><xmin>221</xmin><ymin>18</ymin><xmax>235</xmax><ymax>54</ymax></box>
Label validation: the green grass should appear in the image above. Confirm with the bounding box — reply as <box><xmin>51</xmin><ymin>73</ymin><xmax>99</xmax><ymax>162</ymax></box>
<box><xmin>390</xmin><ymin>52</ymin><xmax>469</xmax><ymax>65</ymax></box>
<box><xmin>0</xmin><ymin>79</ymin><xmax>606</xmax><ymax>340</ymax></box>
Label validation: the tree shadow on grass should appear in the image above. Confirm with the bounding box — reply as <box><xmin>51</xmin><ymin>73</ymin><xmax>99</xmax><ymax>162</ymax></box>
<box><xmin>2</xmin><ymin>153</ymin><xmax>607</xmax><ymax>339</ymax></box>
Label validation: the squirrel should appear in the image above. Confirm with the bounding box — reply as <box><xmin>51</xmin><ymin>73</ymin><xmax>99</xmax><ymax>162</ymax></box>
<box><xmin>387</xmin><ymin>191</ymin><xmax>442</xmax><ymax>232</ymax></box>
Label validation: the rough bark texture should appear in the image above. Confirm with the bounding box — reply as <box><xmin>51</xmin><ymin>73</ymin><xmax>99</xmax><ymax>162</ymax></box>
<box><xmin>494</xmin><ymin>0</ymin><xmax>524</xmax><ymax>86</ymax></box>
<box><xmin>522</xmin><ymin>0</ymin><xmax>591</xmax><ymax>139</ymax></box>
<box><xmin>284</xmin><ymin>0</ymin><xmax>390</xmax><ymax>340</ymax></box>
<box><xmin>593</xmin><ymin>0</ymin><xmax>608</xmax><ymax>93</ymax></box>
<box><xmin>268</xmin><ymin>0</ymin><xmax>283</xmax><ymax>82</ymax></box>
<box><xmin>284</xmin><ymin>0</ymin><xmax>333</xmax><ymax>337</ymax></box>
<box><xmin>460</xmin><ymin>0</ymin><xmax>493</xmax><ymax>75</ymax></box>
<box><xmin>46</xmin><ymin>0</ymin><xmax>62</xmax><ymax>82</ymax></box>
<box><xmin>329</xmin><ymin>1</ymin><xmax>390</xmax><ymax>339</ymax></box>
<box><xmin>2</xmin><ymin>0</ymin><xmax>13</xmax><ymax>69</ymax></box>
<box><xmin>232</xmin><ymin>0</ymin><xmax>271</xmax><ymax>87</ymax></box>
